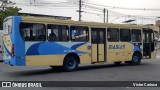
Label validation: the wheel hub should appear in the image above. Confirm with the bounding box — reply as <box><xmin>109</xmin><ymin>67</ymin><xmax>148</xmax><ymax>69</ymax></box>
<box><xmin>68</xmin><ymin>60</ymin><xmax>74</xmax><ymax>67</ymax></box>
<box><xmin>133</xmin><ymin>56</ymin><xmax>139</xmax><ymax>62</ymax></box>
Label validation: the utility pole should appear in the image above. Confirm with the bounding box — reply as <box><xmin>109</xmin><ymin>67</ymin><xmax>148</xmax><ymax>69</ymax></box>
<box><xmin>106</xmin><ymin>9</ymin><xmax>109</xmax><ymax>23</ymax></box>
<box><xmin>103</xmin><ymin>8</ymin><xmax>106</xmax><ymax>23</ymax></box>
<box><xmin>104</xmin><ymin>8</ymin><xmax>109</xmax><ymax>23</ymax></box>
<box><xmin>78</xmin><ymin>0</ymin><xmax>82</xmax><ymax>21</ymax></box>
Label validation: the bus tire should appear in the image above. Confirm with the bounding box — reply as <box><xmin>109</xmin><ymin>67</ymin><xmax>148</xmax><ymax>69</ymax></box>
<box><xmin>63</xmin><ymin>55</ymin><xmax>79</xmax><ymax>72</ymax></box>
<box><xmin>130</xmin><ymin>53</ymin><xmax>141</xmax><ymax>65</ymax></box>
<box><xmin>114</xmin><ymin>62</ymin><xmax>122</xmax><ymax>65</ymax></box>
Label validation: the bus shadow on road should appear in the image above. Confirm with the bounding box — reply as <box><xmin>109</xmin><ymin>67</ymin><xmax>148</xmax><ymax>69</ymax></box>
<box><xmin>7</xmin><ymin>68</ymin><xmax>59</xmax><ymax>77</ymax></box>
<box><xmin>77</xmin><ymin>63</ymin><xmax>149</xmax><ymax>71</ymax></box>
<box><xmin>7</xmin><ymin>63</ymin><xmax>150</xmax><ymax>77</ymax></box>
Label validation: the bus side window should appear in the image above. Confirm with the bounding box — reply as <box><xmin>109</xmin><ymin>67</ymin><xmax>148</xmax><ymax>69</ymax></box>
<box><xmin>70</xmin><ymin>26</ymin><xmax>89</xmax><ymax>42</ymax></box>
<box><xmin>48</xmin><ymin>28</ymin><xmax>57</xmax><ymax>41</ymax></box>
<box><xmin>47</xmin><ymin>25</ymin><xmax>69</xmax><ymax>41</ymax></box>
<box><xmin>107</xmin><ymin>28</ymin><xmax>119</xmax><ymax>42</ymax></box>
<box><xmin>20</xmin><ymin>23</ymin><xmax>46</xmax><ymax>41</ymax></box>
<box><xmin>61</xmin><ymin>26</ymin><xmax>69</xmax><ymax>41</ymax></box>
<box><xmin>120</xmin><ymin>28</ymin><xmax>131</xmax><ymax>42</ymax></box>
<box><xmin>131</xmin><ymin>29</ymin><xmax>141</xmax><ymax>42</ymax></box>
<box><xmin>91</xmin><ymin>30</ymin><xmax>97</xmax><ymax>43</ymax></box>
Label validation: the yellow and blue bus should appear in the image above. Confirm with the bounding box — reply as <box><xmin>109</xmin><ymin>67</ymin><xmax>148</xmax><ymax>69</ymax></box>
<box><xmin>2</xmin><ymin>16</ymin><xmax>158</xmax><ymax>71</ymax></box>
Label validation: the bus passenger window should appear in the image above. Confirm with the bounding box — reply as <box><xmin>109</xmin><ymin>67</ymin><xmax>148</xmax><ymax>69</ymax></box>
<box><xmin>107</xmin><ymin>28</ymin><xmax>119</xmax><ymax>42</ymax></box>
<box><xmin>91</xmin><ymin>31</ymin><xmax>97</xmax><ymax>43</ymax></box>
<box><xmin>99</xmin><ymin>31</ymin><xmax>104</xmax><ymax>43</ymax></box>
<box><xmin>131</xmin><ymin>29</ymin><xmax>141</xmax><ymax>42</ymax></box>
<box><xmin>47</xmin><ymin>25</ymin><xmax>69</xmax><ymax>41</ymax></box>
<box><xmin>70</xmin><ymin>26</ymin><xmax>89</xmax><ymax>42</ymax></box>
<box><xmin>120</xmin><ymin>28</ymin><xmax>131</xmax><ymax>42</ymax></box>
<box><xmin>20</xmin><ymin>23</ymin><xmax>46</xmax><ymax>41</ymax></box>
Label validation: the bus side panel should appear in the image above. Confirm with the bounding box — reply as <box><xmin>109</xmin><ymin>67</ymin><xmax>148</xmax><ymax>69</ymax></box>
<box><xmin>25</xmin><ymin>42</ymin><xmax>91</xmax><ymax>66</ymax></box>
<box><xmin>107</xmin><ymin>42</ymin><xmax>134</xmax><ymax>62</ymax></box>
<box><xmin>26</xmin><ymin>55</ymin><xmax>65</xmax><ymax>66</ymax></box>
<box><xmin>76</xmin><ymin>43</ymin><xmax>91</xmax><ymax>64</ymax></box>
<box><xmin>107</xmin><ymin>42</ymin><xmax>142</xmax><ymax>62</ymax></box>
<box><xmin>13</xmin><ymin>16</ymin><xmax>25</xmax><ymax>66</ymax></box>
<box><xmin>26</xmin><ymin>54</ymin><xmax>91</xmax><ymax>66</ymax></box>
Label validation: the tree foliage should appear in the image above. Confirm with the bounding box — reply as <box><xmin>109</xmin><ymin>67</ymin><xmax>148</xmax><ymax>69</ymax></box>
<box><xmin>0</xmin><ymin>0</ymin><xmax>21</xmax><ymax>29</ymax></box>
<box><xmin>0</xmin><ymin>0</ymin><xmax>15</xmax><ymax>11</ymax></box>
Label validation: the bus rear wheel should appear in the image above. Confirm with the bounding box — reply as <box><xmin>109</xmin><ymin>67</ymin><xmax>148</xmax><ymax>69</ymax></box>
<box><xmin>63</xmin><ymin>55</ymin><xmax>79</xmax><ymax>72</ymax></box>
<box><xmin>130</xmin><ymin>53</ymin><xmax>141</xmax><ymax>65</ymax></box>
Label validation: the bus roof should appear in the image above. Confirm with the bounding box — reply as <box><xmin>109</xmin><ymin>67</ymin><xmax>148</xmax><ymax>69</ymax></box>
<box><xmin>21</xmin><ymin>16</ymin><xmax>158</xmax><ymax>30</ymax></box>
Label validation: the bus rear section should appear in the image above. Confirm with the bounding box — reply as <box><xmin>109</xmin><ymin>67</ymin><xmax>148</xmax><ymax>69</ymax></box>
<box><xmin>3</xmin><ymin>16</ymin><xmax>91</xmax><ymax>70</ymax></box>
<box><xmin>3</xmin><ymin>16</ymin><xmax>25</xmax><ymax>66</ymax></box>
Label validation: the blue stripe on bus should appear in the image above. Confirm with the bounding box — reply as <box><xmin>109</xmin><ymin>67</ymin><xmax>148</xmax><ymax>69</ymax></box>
<box><xmin>26</xmin><ymin>42</ymin><xmax>42</xmax><ymax>55</ymax></box>
<box><xmin>26</xmin><ymin>42</ymin><xmax>87</xmax><ymax>56</ymax></box>
<box><xmin>71</xmin><ymin>42</ymin><xmax>86</xmax><ymax>50</ymax></box>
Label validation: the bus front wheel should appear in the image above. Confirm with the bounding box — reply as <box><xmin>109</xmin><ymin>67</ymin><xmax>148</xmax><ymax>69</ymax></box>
<box><xmin>130</xmin><ymin>53</ymin><xmax>141</xmax><ymax>65</ymax></box>
<box><xmin>63</xmin><ymin>55</ymin><xmax>79</xmax><ymax>72</ymax></box>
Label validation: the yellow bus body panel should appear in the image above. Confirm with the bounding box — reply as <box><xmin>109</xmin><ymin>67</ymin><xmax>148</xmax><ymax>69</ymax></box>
<box><xmin>107</xmin><ymin>42</ymin><xmax>134</xmax><ymax>62</ymax></box>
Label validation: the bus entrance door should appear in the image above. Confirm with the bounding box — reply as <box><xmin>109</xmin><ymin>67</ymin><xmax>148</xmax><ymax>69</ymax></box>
<box><xmin>91</xmin><ymin>28</ymin><xmax>106</xmax><ymax>63</ymax></box>
<box><xmin>143</xmin><ymin>29</ymin><xmax>153</xmax><ymax>59</ymax></box>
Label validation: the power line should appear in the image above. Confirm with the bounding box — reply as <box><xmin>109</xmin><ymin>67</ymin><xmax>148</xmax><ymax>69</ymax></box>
<box><xmin>14</xmin><ymin>0</ymin><xmax>159</xmax><ymax>24</ymax></box>
<box><xmin>83</xmin><ymin>4</ymin><xmax>102</xmax><ymax>11</ymax></box>
<box><xmin>83</xmin><ymin>1</ymin><xmax>160</xmax><ymax>11</ymax></box>
<box><xmin>15</xmin><ymin>1</ymin><xmax>77</xmax><ymax>6</ymax></box>
<box><xmin>82</xmin><ymin>4</ymin><xmax>128</xmax><ymax>17</ymax></box>
<box><xmin>83</xmin><ymin>2</ymin><xmax>159</xmax><ymax>22</ymax></box>
<box><xmin>15</xmin><ymin>2</ymin><xmax>78</xmax><ymax>8</ymax></box>
<box><xmin>83</xmin><ymin>11</ymin><xmax>102</xmax><ymax>16</ymax></box>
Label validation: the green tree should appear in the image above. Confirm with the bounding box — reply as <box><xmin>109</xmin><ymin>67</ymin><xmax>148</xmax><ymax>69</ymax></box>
<box><xmin>0</xmin><ymin>0</ymin><xmax>21</xmax><ymax>29</ymax></box>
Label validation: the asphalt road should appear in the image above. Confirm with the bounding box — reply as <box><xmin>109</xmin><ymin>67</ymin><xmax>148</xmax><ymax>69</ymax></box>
<box><xmin>1</xmin><ymin>57</ymin><xmax>160</xmax><ymax>81</ymax></box>
<box><xmin>0</xmin><ymin>57</ymin><xmax>160</xmax><ymax>90</ymax></box>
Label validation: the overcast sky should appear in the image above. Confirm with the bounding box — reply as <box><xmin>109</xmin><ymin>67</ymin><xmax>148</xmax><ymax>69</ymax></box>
<box><xmin>11</xmin><ymin>0</ymin><xmax>160</xmax><ymax>24</ymax></box>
